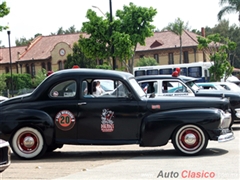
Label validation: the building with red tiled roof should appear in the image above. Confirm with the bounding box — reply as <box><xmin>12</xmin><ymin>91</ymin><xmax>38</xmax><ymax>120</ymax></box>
<box><xmin>135</xmin><ymin>29</ymin><xmax>206</xmax><ymax>65</ymax></box>
<box><xmin>0</xmin><ymin>30</ymin><xmax>207</xmax><ymax>76</ymax></box>
<box><xmin>0</xmin><ymin>33</ymin><xmax>88</xmax><ymax>75</ymax></box>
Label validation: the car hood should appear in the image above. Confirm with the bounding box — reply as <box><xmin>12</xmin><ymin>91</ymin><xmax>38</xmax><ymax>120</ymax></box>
<box><xmin>195</xmin><ymin>89</ymin><xmax>240</xmax><ymax>99</ymax></box>
<box><xmin>0</xmin><ymin>93</ymin><xmax>32</xmax><ymax>106</ymax></box>
<box><xmin>146</xmin><ymin>96</ymin><xmax>229</xmax><ymax>112</ymax></box>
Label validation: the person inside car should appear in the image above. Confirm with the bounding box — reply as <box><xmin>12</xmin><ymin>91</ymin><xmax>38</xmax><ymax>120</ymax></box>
<box><xmin>93</xmin><ymin>81</ymin><xmax>105</xmax><ymax>96</ymax></box>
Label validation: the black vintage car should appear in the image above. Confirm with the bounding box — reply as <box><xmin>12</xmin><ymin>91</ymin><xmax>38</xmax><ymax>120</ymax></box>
<box><xmin>136</xmin><ymin>74</ymin><xmax>240</xmax><ymax>123</ymax></box>
<box><xmin>0</xmin><ymin>139</ymin><xmax>11</xmax><ymax>173</ymax></box>
<box><xmin>0</xmin><ymin>69</ymin><xmax>234</xmax><ymax>159</ymax></box>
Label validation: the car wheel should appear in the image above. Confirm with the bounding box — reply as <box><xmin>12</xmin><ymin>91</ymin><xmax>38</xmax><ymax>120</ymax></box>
<box><xmin>11</xmin><ymin>127</ymin><xmax>47</xmax><ymax>159</ymax></box>
<box><xmin>172</xmin><ymin>124</ymin><xmax>208</xmax><ymax>155</ymax></box>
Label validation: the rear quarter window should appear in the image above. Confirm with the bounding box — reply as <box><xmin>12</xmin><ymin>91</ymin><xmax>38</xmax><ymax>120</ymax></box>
<box><xmin>49</xmin><ymin>80</ymin><xmax>76</xmax><ymax>98</ymax></box>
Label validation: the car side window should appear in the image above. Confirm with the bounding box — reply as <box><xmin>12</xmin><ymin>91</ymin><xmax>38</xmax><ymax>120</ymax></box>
<box><xmin>83</xmin><ymin>79</ymin><xmax>130</xmax><ymax>98</ymax></box>
<box><xmin>165</xmin><ymin>81</ymin><xmax>190</xmax><ymax>94</ymax></box>
<box><xmin>50</xmin><ymin>80</ymin><xmax>76</xmax><ymax>98</ymax></box>
<box><xmin>139</xmin><ymin>81</ymin><xmax>157</xmax><ymax>94</ymax></box>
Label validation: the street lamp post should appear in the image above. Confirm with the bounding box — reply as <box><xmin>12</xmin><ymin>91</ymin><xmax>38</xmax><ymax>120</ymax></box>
<box><xmin>7</xmin><ymin>30</ymin><xmax>13</xmax><ymax>97</ymax></box>
<box><xmin>92</xmin><ymin>1</ymin><xmax>116</xmax><ymax>70</ymax></box>
<box><xmin>109</xmin><ymin>0</ymin><xmax>116</xmax><ymax>70</ymax></box>
<box><xmin>92</xmin><ymin>6</ymin><xmax>106</xmax><ymax>17</ymax></box>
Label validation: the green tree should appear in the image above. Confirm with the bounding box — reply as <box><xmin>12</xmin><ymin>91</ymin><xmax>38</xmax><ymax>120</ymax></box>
<box><xmin>15</xmin><ymin>33</ymin><xmax>42</xmax><ymax>46</ymax></box>
<box><xmin>3</xmin><ymin>73</ymin><xmax>32</xmax><ymax>93</ymax></box>
<box><xmin>57</xmin><ymin>27</ymin><xmax>64</xmax><ymax>35</ymax></box>
<box><xmin>51</xmin><ymin>26</ymin><xmax>80</xmax><ymax>35</ymax></box>
<box><xmin>0</xmin><ymin>2</ymin><xmax>10</xmax><ymax>32</ymax></box>
<box><xmin>64</xmin><ymin>25</ymin><xmax>80</xmax><ymax>34</ymax></box>
<box><xmin>64</xmin><ymin>43</ymin><xmax>96</xmax><ymax>69</ymax></box>
<box><xmin>32</xmin><ymin>69</ymin><xmax>47</xmax><ymax>88</ymax></box>
<box><xmin>204</xmin><ymin>20</ymin><xmax>240</xmax><ymax>68</ymax></box>
<box><xmin>218</xmin><ymin>0</ymin><xmax>240</xmax><ymax>22</ymax></box>
<box><xmin>96</xmin><ymin>62</ymin><xmax>112</xmax><ymax>69</ymax></box>
<box><xmin>197</xmin><ymin>33</ymin><xmax>236</xmax><ymax>81</ymax></box>
<box><xmin>79</xmin><ymin>2</ymin><xmax>157</xmax><ymax>73</ymax></box>
<box><xmin>15</xmin><ymin>37</ymin><xmax>32</xmax><ymax>46</ymax></box>
<box><xmin>162</xmin><ymin>18</ymin><xmax>189</xmax><ymax>64</ymax></box>
<box><xmin>116</xmin><ymin>3</ymin><xmax>157</xmax><ymax>72</ymax></box>
<box><xmin>136</xmin><ymin>57</ymin><xmax>158</xmax><ymax>66</ymax></box>
<box><xmin>0</xmin><ymin>74</ymin><xmax>6</xmax><ymax>95</ymax></box>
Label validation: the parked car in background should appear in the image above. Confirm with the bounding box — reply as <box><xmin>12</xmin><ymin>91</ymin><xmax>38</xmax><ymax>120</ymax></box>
<box><xmin>0</xmin><ymin>139</ymin><xmax>11</xmax><ymax>173</ymax></box>
<box><xmin>0</xmin><ymin>69</ymin><xmax>234</xmax><ymax>159</ymax></box>
<box><xmin>218</xmin><ymin>82</ymin><xmax>240</xmax><ymax>92</ymax></box>
<box><xmin>197</xmin><ymin>82</ymin><xmax>240</xmax><ymax>93</ymax></box>
<box><xmin>196</xmin><ymin>82</ymin><xmax>227</xmax><ymax>90</ymax></box>
<box><xmin>136</xmin><ymin>74</ymin><xmax>240</xmax><ymax>123</ymax></box>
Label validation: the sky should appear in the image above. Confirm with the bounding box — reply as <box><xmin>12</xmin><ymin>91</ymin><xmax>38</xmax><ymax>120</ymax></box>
<box><xmin>0</xmin><ymin>0</ymin><xmax>239</xmax><ymax>47</ymax></box>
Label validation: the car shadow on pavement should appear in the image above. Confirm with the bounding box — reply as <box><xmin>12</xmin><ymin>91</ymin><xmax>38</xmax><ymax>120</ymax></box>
<box><xmin>10</xmin><ymin>147</ymin><xmax>229</xmax><ymax>163</ymax></box>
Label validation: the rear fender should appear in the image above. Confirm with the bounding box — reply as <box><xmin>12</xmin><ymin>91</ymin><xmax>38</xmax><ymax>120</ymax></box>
<box><xmin>140</xmin><ymin>108</ymin><xmax>220</xmax><ymax>146</ymax></box>
<box><xmin>0</xmin><ymin>109</ymin><xmax>54</xmax><ymax>146</ymax></box>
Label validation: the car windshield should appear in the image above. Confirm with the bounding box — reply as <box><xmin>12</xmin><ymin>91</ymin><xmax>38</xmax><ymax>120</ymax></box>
<box><xmin>185</xmin><ymin>81</ymin><xmax>201</xmax><ymax>91</ymax></box>
<box><xmin>223</xmin><ymin>83</ymin><xmax>240</xmax><ymax>92</ymax></box>
<box><xmin>129</xmin><ymin>78</ymin><xmax>146</xmax><ymax>97</ymax></box>
<box><xmin>213</xmin><ymin>84</ymin><xmax>226</xmax><ymax>90</ymax></box>
<box><xmin>98</xmin><ymin>80</ymin><xmax>114</xmax><ymax>91</ymax></box>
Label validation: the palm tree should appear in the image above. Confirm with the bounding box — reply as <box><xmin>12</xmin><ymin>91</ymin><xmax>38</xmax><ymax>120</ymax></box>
<box><xmin>162</xmin><ymin>18</ymin><xmax>189</xmax><ymax>64</ymax></box>
<box><xmin>218</xmin><ymin>0</ymin><xmax>240</xmax><ymax>22</ymax></box>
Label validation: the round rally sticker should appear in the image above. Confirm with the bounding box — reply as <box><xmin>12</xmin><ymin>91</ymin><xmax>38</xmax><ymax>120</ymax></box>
<box><xmin>55</xmin><ymin>110</ymin><xmax>75</xmax><ymax>131</ymax></box>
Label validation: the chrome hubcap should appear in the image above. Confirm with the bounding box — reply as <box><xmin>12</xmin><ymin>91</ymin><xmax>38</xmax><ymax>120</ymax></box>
<box><xmin>184</xmin><ymin>133</ymin><xmax>197</xmax><ymax>145</ymax></box>
<box><xmin>23</xmin><ymin>136</ymin><xmax>35</xmax><ymax>148</ymax></box>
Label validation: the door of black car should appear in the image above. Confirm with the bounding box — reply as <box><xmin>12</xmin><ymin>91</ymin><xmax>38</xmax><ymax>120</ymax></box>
<box><xmin>45</xmin><ymin>80</ymin><xmax>79</xmax><ymax>141</ymax></box>
<box><xmin>77</xmin><ymin>79</ymin><xmax>142</xmax><ymax>142</ymax></box>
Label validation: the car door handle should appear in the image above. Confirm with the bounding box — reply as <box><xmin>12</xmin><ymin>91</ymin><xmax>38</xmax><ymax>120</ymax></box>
<box><xmin>78</xmin><ymin>102</ymin><xmax>87</xmax><ymax>106</ymax></box>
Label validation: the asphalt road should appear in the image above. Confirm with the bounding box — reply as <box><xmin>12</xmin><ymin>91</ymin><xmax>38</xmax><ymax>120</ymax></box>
<box><xmin>0</xmin><ymin>123</ymin><xmax>239</xmax><ymax>180</ymax></box>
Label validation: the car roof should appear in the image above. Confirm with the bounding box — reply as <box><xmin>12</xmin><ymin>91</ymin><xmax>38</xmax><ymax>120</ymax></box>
<box><xmin>50</xmin><ymin>68</ymin><xmax>134</xmax><ymax>80</ymax></box>
<box><xmin>135</xmin><ymin>75</ymin><xmax>199</xmax><ymax>82</ymax></box>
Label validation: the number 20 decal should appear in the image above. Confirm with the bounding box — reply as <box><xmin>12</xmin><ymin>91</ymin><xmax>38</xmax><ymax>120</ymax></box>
<box><xmin>55</xmin><ymin>110</ymin><xmax>75</xmax><ymax>131</ymax></box>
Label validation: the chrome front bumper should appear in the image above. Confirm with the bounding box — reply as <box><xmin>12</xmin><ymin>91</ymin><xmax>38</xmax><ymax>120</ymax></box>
<box><xmin>218</xmin><ymin>131</ymin><xmax>235</xmax><ymax>142</ymax></box>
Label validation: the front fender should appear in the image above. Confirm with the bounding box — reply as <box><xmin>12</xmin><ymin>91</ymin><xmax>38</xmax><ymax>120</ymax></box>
<box><xmin>0</xmin><ymin>109</ymin><xmax>54</xmax><ymax>145</ymax></box>
<box><xmin>140</xmin><ymin>108</ymin><xmax>221</xmax><ymax>146</ymax></box>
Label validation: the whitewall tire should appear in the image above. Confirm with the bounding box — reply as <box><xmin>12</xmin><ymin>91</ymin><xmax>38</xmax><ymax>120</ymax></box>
<box><xmin>172</xmin><ymin>124</ymin><xmax>208</xmax><ymax>155</ymax></box>
<box><xmin>11</xmin><ymin>127</ymin><xmax>46</xmax><ymax>159</ymax></box>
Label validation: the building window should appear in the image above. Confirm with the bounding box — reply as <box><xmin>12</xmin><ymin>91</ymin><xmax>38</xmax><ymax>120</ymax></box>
<box><xmin>168</xmin><ymin>53</ymin><xmax>174</xmax><ymax>64</ymax></box>
<box><xmin>183</xmin><ymin>51</ymin><xmax>189</xmax><ymax>63</ymax></box>
<box><xmin>58</xmin><ymin>61</ymin><xmax>63</xmax><ymax>70</ymax></box>
<box><xmin>47</xmin><ymin>62</ymin><xmax>52</xmax><ymax>71</ymax></box>
<box><xmin>154</xmin><ymin>54</ymin><xmax>159</xmax><ymax>63</ymax></box>
<box><xmin>26</xmin><ymin>64</ymin><xmax>30</xmax><ymax>74</ymax></box>
<box><xmin>63</xmin><ymin>60</ymin><xmax>66</xmax><ymax>69</ymax></box>
<box><xmin>5</xmin><ymin>67</ymin><xmax>9</xmax><ymax>73</ymax></box>
<box><xmin>31</xmin><ymin>63</ymin><xmax>35</xmax><ymax>77</ymax></box>
<box><xmin>140</xmin><ymin>55</ymin><xmax>144</xmax><ymax>58</ymax></box>
<box><xmin>19</xmin><ymin>64</ymin><xmax>23</xmax><ymax>74</ymax></box>
<box><xmin>41</xmin><ymin>62</ymin><xmax>46</xmax><ymax>70</ymax></box>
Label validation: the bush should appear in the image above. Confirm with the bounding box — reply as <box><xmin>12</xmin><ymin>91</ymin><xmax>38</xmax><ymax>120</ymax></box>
<box><xmin>136</xmin><ymin>57</ymin><xmax>158</xmax><ymax>66</ymax></box>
